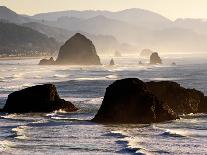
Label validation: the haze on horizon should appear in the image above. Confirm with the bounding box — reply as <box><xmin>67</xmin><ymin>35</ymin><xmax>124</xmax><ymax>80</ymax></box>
<box><xmin>1</xmin><ymin>0</ymin><xmax>207</xmax><ymax>20</ymax></box>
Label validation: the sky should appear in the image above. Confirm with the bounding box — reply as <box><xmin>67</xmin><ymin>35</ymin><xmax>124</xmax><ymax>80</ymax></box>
<box><xmin>0</xmin><ymin>0</ymin><xmax>207</xmax><ymax>20</ymax></box>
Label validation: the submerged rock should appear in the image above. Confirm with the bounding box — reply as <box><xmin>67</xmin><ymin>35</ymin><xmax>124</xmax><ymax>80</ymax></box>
<box><xmin>39</xmin><ymin>57</ymin><xmax>55</xmax><ymax>65</ymax></box>
<box><xmin>56</xmin><ymin>33</ymin><xmax>101</xmax><ymax>65</ymax></box>
<box><xmin>2</xmin><ymin>84</ymin><xmax>78</xmax><ymax>113</ymax></box>
<box><xmin>146</xmin><ymin>81</ymin><xmax>207</xmax><ymax>114</ymax></box>
<box><xmin>109</xmin><ymin>59</ymin><xmax>115</xmax><ymax>66</ymax></box>
<box><xmin>150</xmin><ymin>52</ymin><xmax>162</xmax><ymax>64</ymax></box>
<box><xmin>92</xmin><ymin>78</ymin><xmax>178</xmax><ymax>124</ymax></box>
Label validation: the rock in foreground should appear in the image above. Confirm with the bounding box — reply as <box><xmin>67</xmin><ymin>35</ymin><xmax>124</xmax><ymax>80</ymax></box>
<box><xmin>92</xmin><ymin>78</ymin><xmax>178</xmax><ymax>124</ymax></box>
<box><xmin>146</xmin><ymin>81</ymin><xmax>207</xmax><ymax>114</ymax></box>
<box><xmin>150</xmin><ymin>52</ymin><xmax>162</xmax><ymax>64</ymax></box>
<box><xmin>56</xmin><ymin>33</ymin><xmax>101</xmax><ymax>65</ymax></box>
<box><xmin>2</xmin><ymin>84</ymin><xmax>78</xmax><ymax>113</ymax></box>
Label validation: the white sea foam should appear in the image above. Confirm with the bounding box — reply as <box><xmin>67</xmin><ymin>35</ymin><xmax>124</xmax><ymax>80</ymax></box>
<box><xmin>11</xmin><ymin>125</ymin><xmax>29</xmax><ymax>140</ymax></box>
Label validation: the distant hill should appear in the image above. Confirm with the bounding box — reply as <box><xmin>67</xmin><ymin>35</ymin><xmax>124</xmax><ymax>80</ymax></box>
<box><xmin>0</xmin><ymin>22</ymin><xmax>59</xmax><ymax>55</ymax></box>
<box><xmin>22</xmin><ymin>21</ymin><xmax>120</xmax><ymax>53</ymax></box>
<box><xmin>41</xmin><ymin>15</ymin><xmax>148</xmax><ymax>45</ymax></box>
<box><xmin>32</xmin><ymin>8</ymin><xmax>172</xmax><ymax>29</ymax></box>
<box><xmin>2</xmin><ymin>6</ymin><xmax>207</xmax><ymax>52</ymax></box>
<box><xmin>173</xmin><ymin>18</ymin><xmax>207</xmax><ymax>35</ymax></box>
<box><xmin>0</xmin><ymin>6</ymin><xmax>33</xmax><ymax>24</ymax></box>
<box><xmin>22</xmin><ymin>22</ymin><xmax>73</xmax><ymax>42</ymax></box>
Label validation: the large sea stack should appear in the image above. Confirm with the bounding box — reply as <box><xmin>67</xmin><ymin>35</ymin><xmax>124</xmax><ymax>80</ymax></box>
<box><xmin>150</xmin><ymin>52</ymin><xmax>162</xmax><ymax>64</ymax></box>
<box><xmin>2</xmin><ymin>84</ymin><xmax>78</xmax><ymax>113</ymax></box>
<box><xmin>92</xmin><ymin>78</ymin><xmax>178</xmax><ymax>124</ymax></box>
<box><xmin>55</xmin><ymin>33</ymin><xmax>101</xmax><ymax>65</ymax></box>
<box><xmin>146</xmin><ymin>81</ymin><xmax>207</xmax><ymax>114</ymax></box>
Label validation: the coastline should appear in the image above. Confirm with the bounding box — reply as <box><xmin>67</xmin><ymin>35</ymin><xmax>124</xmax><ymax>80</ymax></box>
<box><xmin>0</xmin><ymin>56</ymin><xmax>53</xmax><ymax>61</ymax></box>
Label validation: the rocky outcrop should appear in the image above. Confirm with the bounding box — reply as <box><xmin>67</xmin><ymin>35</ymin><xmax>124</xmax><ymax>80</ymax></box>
<box><xmin>109</xmin><ymin>59</ymin><xmax>115</xmax><ymax>66</ymax></box>
<box><xmin>39</xmin><ymin>57</ymin><xmax>55</xmax><ymax>65</ymax></box>
<box><xmin>172</xmin><ymin>62</ymin><xmax>176</xmax><ymax>65</ymax></box>
<box><xmin>146</xmin><ymin>81</ymin><xmax>207</xmax><ymax>114</ymax></box>
<box><xmin>2</xmin><ymin>84</ymin><xmax>78</xmax><ymax>113</ymax></box>
<box><xmin>150</xmin><ymin>52</ymin><xmax>162</xmax><ymax>64</ymax></box>
<box><xmin>55</xmin><ymin>33</ymin><xmax>101</xmax><ymax>65</ymax></box>
<box><xmin>92</xmin><ymin>78</ymin><xmax>178</xmax><ymax>124</ymax></box>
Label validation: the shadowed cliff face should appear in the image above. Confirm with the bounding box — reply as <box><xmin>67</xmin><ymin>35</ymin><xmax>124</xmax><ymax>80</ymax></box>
<box><xmin>146</xmin><ymin>81</ymin><xmax>207</xmax><ymax>114</ymax></box>
<box><xmin>92</xmin><ymin>78</ymin><xmax>178</xmax><ymax>124</ymax></box>
<box><xmin>56</xmin><ymin>33</ymin><xmax>101</xmax><ymax>65</ymax></box>
<box><xmin>2</xmin><ymin>84</ymin><xmax>78</xmax><ymax>113</ymax></box>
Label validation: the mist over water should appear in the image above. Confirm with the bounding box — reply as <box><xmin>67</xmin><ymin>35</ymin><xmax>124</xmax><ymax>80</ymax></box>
<box><xmin>0</xmin><ymin>53</ymin><xmax>207</xmax><ymax>154</ymax></box>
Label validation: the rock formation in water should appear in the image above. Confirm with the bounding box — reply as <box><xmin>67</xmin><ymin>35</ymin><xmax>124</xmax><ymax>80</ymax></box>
<box><xmin>109</xmin><ymin>58</ymin><xmax>115</xmax><ymax>66</ymax></box>
<box><xmin>146</xmin><ymin>81</ymin><xmax>207</xmax><ymax>114</ymax></box>
<box><xmin>150</xmin><ymin>52</ymin><xmax>162</xmax><ymax>64</ymax></box>
<box><xmin>39</xmin><ymin>57</ymin><xmax>55</xmax><ymax>65</ymax></box>
<box><xmin>92</xmin><ymin>78</ymin><xmax>178</xmax><ymax>123</ymax></box>
<box><xmin>172</xmin><ymin>62</ymin><xmax>176</xmax><ymax>65</ymax></box>
<box><xmin>2</xmin><ymin>84</ymin><xmax>78</xmax><ymax>113</ymax></box>
<box><xmin>55</xmin><ymin>33</ymin><xmax>101</xmax><ymax>65</ymax></box>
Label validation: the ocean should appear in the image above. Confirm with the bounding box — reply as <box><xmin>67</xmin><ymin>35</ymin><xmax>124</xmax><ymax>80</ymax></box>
<box><xmin>0</xmin><ymin>53</ymin><xmax>207</xmax><ymax>155</ymax></box>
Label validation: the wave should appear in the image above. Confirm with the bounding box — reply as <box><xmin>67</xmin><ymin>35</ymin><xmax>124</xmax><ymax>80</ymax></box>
<box><xmin>105</xmin><ymin>74</ymin><xmax>119</xmax><ymax>79</ymax></box>
<box><xmin>53</xmin><ymin>74</ymin><xmax>68</xmax><ymax>78</ymax></box>
<box><xmin>160</xmin><ymin>129</ymin><xmax>186</xmax><ymax>138</ymax></box>
<box><xmin>11</xmin><ymin>125</ymin><xmax>29</xmax><ymax>140</ymax></box>
<box><xmin>0</xmin><ymin>140</ymin><xmax>15</xmax><ymax>152</ymax></box>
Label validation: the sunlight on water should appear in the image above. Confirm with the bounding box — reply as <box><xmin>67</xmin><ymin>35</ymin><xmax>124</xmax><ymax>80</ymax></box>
<box><xmin>0</xmin><ymin>55</ymin><xmax>207</xmax><ymax>154</ymax></box>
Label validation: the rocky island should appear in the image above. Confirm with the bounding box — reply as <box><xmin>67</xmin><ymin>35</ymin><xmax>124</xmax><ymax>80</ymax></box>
<box><xmin>150</xmin><ymin>52</ymin><xmax>162</xmax><ymax>64</ymax></box>
<box><xmin>92</xmin><ymin>78</ymin><xmax>178</xmax><ymax>123</ymax></box>
<box><xmin>92</xmin><ymin>78</ymin><xmax>207</xmax><ymax>124</ymax></box>
<box><xmin>1</xmin><ymin>84</ymin><xmax>78</xmax><ymax>113</ymax></box>
<box><xmin>39</xmin><ymin>33</ymin><xmax>101</xmax><ymax>65</ymax></box>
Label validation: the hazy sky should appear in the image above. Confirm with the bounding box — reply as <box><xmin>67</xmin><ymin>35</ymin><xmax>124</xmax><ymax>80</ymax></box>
<box><xmin>0</xmin><ymin>0</ymin><xmax>207</xmax><ymax>20</ymax></box>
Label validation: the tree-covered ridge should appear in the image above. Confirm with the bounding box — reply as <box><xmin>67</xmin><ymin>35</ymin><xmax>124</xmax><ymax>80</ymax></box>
<box><xmin>0</xmin><ymin>21</ymin><xmax>60</xmax><ymax>56</ymax></box>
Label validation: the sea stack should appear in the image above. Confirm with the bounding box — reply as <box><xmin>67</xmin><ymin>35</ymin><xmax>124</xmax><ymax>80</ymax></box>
<box><xmin>2</xmin><ymin>84</ymin><xmax>78</xmax><ymax>113</ymax></box>
<box><xmin>150</xmin><ymin>52</ymin><xmax>162</xmax><ymax>64</ymax></box>
<box><xmin>55</xmin><ymin>33</ymin><xmax>101</xmax><ymax>65</ymax></box>
<box><xmin>92</xmin><ymin>78</ymin><xmax>178</xmax><ymax>124</ymax></box>
<box><xmin>146</xmin><ymin>81</ymin><xmax>207</xmax><ymax>114</ymax></box>
<box><xmin>109</xmin><ymin>58</ymin><xmax>115</xmax><ymax>66</ymax></box>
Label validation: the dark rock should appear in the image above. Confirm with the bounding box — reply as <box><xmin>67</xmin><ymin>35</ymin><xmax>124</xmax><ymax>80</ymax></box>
<box><xmin>56</xmin><ymin>33</ymin><xmax>101</xmax><ymax>65</ymax></box>
<box><xmin>2</xmin><ymin>84</ymin><xmax>78</xmax><ymax>113</ymax></box>
<box><xmin>110</xmin><ymin>59</ymin><xmax>115</xmax><ymax>66</ymax></box>
<box><xmin>139</xmin><ymin>61</ymin><xmax>142</xmax><ymax>64</ymax></box>
<box><xmin>92</xmin><ymin>78</ymin><xmax>178</xmax><ymax>124</ymax></box>
<box><xmin>172</xmin><ymin>62</ymin><xmax>176</xmax><ymax>65</ymax></box>
<box><xmin>140</xmin><ymin>49</ymin><xmax>153</xmax><ymax>57</ymax></box>
<box><xmin>150</xmin><ymin>52</ymin><xmax>162</xmax><ymax>64</ymax></box>
<box><xmin>146</xmin><ymin>81</ymin><xmax>207</xmax><ymax>114</ymax></box>
<box><xmin>39</xmin><ymin>57</ymin><xmax>55</xmax><ymax>65</ymax></box>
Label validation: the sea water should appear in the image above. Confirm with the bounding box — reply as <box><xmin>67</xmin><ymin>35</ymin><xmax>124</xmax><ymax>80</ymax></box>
<box><xmin>0</xmin><ymin>53</ymin><xmax>207</xmax><ymax>155</ymax></box>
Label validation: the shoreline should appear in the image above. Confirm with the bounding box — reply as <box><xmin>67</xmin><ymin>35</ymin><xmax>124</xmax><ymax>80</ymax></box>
<box><xmin>0</xmin><ymin>56</ymin><xmax>53</xmax><ymax>61</ymax></box>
